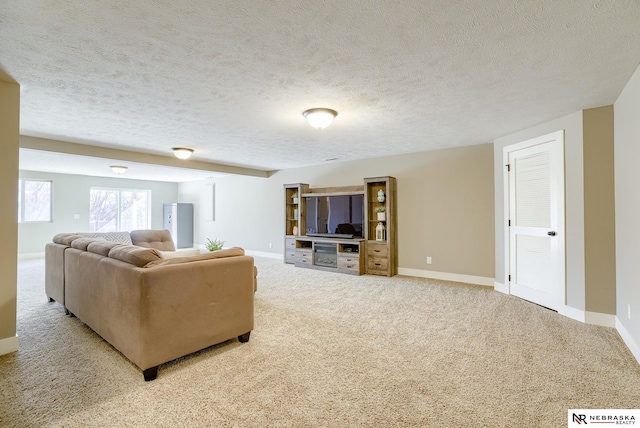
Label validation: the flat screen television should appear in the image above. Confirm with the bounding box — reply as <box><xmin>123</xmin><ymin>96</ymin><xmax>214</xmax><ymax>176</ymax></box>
<box><xmin>305</xmin><ymin>194</ymin><xmax>364</xmax><ymax>238</ymax></box>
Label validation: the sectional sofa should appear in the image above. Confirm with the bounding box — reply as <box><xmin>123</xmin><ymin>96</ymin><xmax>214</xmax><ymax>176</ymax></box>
<box><xmin>44</xmin><ymin>230</ymin><xmax>256</xmax><ymax>381</ymax></box>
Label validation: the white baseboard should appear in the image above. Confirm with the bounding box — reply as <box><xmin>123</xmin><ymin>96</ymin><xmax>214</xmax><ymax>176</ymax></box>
<box><xmin>494</xmin><ymin>281</ymin><xmax>509</xmax><ymax>294</ymax></box>
<box><xmin>398</xmin><ymin>268</ymin><xmax>494</xmax><ymax>287</ymax></box>
<box><xmin>0</xmin><ymin>335</ymin><xmax>18</xmax><ymax>356</ymax></box>
<box><xmin>562</xmin><ymin>305</ymin><xmax>585</xmax><ymax>322</ymax></box>
<box><xmin>18</xmin><ymin>252</ymin><xmax>44</xmax><ymax>260</ymax></box>
<box><xmin>560</xmin><ymin>306</ymin><xmax>616</xmax><ymax>327</ymax></box>
<box><xmin>245</xmin><ymin>250</ymin><xmax>283</xmax><ymax>260</ymax></box>
<box><xmin>616</xmin><ymin>317</ymin><xmax>640</xmax><ymax>365</ymax></box>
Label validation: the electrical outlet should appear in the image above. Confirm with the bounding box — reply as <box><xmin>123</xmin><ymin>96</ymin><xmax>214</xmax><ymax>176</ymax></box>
<box><xmin>427</xmin><ymin>256</ymin><xmax>432</xmax><ymax>265</ymax></box>
<box><xmin>628</xmin><ymin>304</ymin><xmax>632</xmax><ymax>321</ymax></box>
<box><xmin>73</xmin><ymin>214</ymin><xmax>80</xmax><ymax>219</ymax></box>
<box><xmin>269</xmin><ymin>242</ymin><xmax>272</xmax><ymax>249</ymax></box>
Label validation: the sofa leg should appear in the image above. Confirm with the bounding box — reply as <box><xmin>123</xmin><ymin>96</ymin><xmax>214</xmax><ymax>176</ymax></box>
<box><xmin>238</xmin><ymin>331</ymin><xmax>251</xmax><ymax>343</ymax></box>
<box><xmin>143</xmin><ymin>366</ymin><xmax>158</xmax><ymax>382</ymax></box>
<box><xmin>67</xmin><ymin>310</ymin><xmax>74</xmax><ymax>317</ymax></box>
<box><xmin>48</xmin><ymin>297</ymin><xmax>54</xmax><ymax>303</ymax></box>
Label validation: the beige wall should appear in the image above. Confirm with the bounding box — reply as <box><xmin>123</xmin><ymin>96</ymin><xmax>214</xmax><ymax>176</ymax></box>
<box><xmin>614</xmin><ymin>63</ymin><xmax>640</xmax><ymax>346</ymax></box>
<box><xmin>18</xmin><ymin>170</ymin><xmax>179</xmax><ymax>254</ymax></box>
<box><xmin>0</xmin><ymin>78</ymin><xmax>19</xmax><ymax>352</ymax></box>
<box><xmin>494</xmin><ymin>111</ymin><xmax>586</xmax><ymax>310</ymax></box>
<box><xmin>493</xmin><ymin>106</ymin><xmax>617</xmax><ymax>316</ymax></box>
<box><xmin>583</xmin><ymin>106</ymin><xmax>616</xmax><ymax>314</ymax></box>
<box><xmin>179</xmin><ymin>143</ymin><xmax>495</xmax><ymax>279</ymax></box>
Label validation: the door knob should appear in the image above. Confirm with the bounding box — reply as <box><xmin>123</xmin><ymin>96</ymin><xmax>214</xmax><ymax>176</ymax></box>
<box><xmin>547</xmin><ymin>231</ymin><xmax>556</xmax><ymax>236</ymax></box>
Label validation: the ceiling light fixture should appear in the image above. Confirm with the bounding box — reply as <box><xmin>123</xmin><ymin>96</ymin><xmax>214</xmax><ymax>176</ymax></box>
<box><xmin>302</xmin><ymin>108</ymin><xmax>337</xmax><ymax>129</ymax></box>
<box><xmin>172</xmin><ymin>147</ymin><xmax>194</xmax><ymax>160</ymax></box>
<box><xmin>110</xmin><ymin>165</ymin><xmax>128</xmax><ymax>175</ymax></box>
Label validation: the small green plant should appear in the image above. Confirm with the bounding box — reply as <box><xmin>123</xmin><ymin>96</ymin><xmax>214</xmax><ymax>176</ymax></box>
<box><xmin>375</xmin><ymin>206</ymin><xmax>386</xmax><ymax>213</ymax></box>
<box><xmin>205</xmin><ymin>238</ymin><xmax>225</xmax><ymax>251</ymax></box>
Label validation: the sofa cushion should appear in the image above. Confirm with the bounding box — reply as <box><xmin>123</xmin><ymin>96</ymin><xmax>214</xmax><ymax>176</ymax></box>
<box><xmin>87</xmin><ymin>241</ymin><xmax>123</xmax><ymax>257</ymax></box>
<box><xmin>108</xmin><ymin>245</ymin><xmax>163</xmax><ymax>267</ymax></box>
<box><xmin>76</xmin><ymin>232</ymin><xmax>133</xmax><ymax>245</ymax></box>
<box><xmin>145</xmin><ymin>247</ymin><xmax>245</xmax><ymax>267</ymax></box>
<box><xmin>159</xmin><ymin>249</ymin><xmax>201</xmax><ymax>259</ymax></box>
<box><xmin>52</xmin><ymin>233</ymin><xmax>82</xmax><ymax>246</ymax></box>
<box><xmin>70</xmin><ymin>237</ymin><xmax>105</xmax><ymax>251</ymax></box>
<box><xmin>130</xmin><ymin>229</ymin><xmax>176</xmax><ymax>251</ymax></box>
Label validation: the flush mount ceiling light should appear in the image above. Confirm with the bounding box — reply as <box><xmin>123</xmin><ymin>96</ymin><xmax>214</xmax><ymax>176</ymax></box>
<box><xmin>172</xmin><ymin>147</ymin><xmax>194</xmax><ymax>160</ymax></box>
<box><xmin>302</xmin><ymin>108</ymin><xmax>337</xmax><ymax>129</ymax></box>
<box><xmin>110</xmin><ymin>165</ymin><xmax>128</xmax><ymax>175</ymax></box>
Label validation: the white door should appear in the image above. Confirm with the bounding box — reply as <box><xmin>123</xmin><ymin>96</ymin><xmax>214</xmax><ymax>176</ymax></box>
<box><xmin>505</xmin><ymin>131</ymin><xmax>565</xmax><ymax>311</ymax></box>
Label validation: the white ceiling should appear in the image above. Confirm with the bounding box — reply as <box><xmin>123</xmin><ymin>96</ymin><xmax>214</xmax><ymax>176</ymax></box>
<box><xmin>2</xmin><ymin>1</ymin><xmax>640</xmax><ymax>178</ymax></box>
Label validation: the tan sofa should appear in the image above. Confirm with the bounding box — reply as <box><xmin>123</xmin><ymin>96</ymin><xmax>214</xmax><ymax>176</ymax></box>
<box><xmin>45</xmin><ymin>230</ymin><xmax>256</xmax><ymax>381</ymax></box>
<box><xmin>45</xmin><ymin>229</ymin><xmax>197</xmax><ymax>308</ymax></box>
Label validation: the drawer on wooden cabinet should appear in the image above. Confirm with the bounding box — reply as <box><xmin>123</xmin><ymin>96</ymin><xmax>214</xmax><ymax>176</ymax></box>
<box><xmin>295</xmin><ymin>249</ymin><xmax>312</xmax><ymax>266</ymax></box>
<box><xmin>296</xmin><ymin>256</ymin><xmax>312</xmax><ymax>266</ymax></box>
<box><xmin>337</xmin><ymin>258</ymin><xmax>359</xmax><ymax>271</ymax></box>
<box><xmin>285</xmin><ymin>251</ymin><xmax>296</xmax><ymax>263</ymax></box>
<box><xmin>338</xmin><ymin>254</ymin><xmax>359</xmax><ymax>263</ymax></box>
<box><xmin>367</xmin><ymin>244</ymin><xmax>388</xmax><ymax>258</ymax></box>
<box><xmin>367</xmin><ymin>257</ymin><xmax>388</xmax><ymax>273</ymax></box>
<box><xmin>285</xmin><ymin>238</ymin><xmax>296</xmax><ymax>249</ymax></box>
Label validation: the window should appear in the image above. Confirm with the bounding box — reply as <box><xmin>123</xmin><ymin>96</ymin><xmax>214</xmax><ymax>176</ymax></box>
<box><xmin>18</xmin><ymin>179</ymin><xmax>52</xmax><ymax>222</ymax></box>
<box><xmin>89</xmin><ymin>188</ymin><xmax>150</xmax><ymax>232</ymax></box>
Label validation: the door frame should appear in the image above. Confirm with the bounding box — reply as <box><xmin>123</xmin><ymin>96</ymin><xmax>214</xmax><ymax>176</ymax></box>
<box><xmin>501</xmin><ymin>130</ymin><xmax>566</xmax><ymax>310</ymax></box>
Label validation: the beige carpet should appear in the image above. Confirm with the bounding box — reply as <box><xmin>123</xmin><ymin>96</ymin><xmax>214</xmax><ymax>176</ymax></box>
<box><xmin>1</xmin><ymin>257</ymin><xmax>639</xmax><ymax>427</ymax></box>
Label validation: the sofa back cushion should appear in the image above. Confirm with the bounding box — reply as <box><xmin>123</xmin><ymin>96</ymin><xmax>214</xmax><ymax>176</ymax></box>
<box><xmin>145</xmin><ymin>247</ymin><xmax>245</xmax><ymax>267</ymax></box>
<box><xmin>76</xmin><ymin>231</ymin><xmax>133</xmax><ymax>245</ymax></box>
<box><xmin>130</xmin><ymin>229</ymin><xmax>176</xmax><ymax>251</ymax></box>
<box><xmin>70</xmin><ymin>237</ymin><xmax>105</xmax><ymax>251</ymax></box>
<box><xmin>52</xmin><ymin>233</ymin><xmax>82</xmax><ymax>246</ymax></box>
<box><xmin>87</xmin><ymin>241</ymin><xmax>123</xmax><ymax>257</ymax></box>
<box><xmin>108</xmin><ymin>245</ymin><xmax>163</xmax><ymax>267</ymax></box>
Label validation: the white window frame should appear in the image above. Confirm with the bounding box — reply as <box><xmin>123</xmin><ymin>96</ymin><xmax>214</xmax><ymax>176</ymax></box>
<box><xmin>89</xmin><ymin>187</ymin><xmax>152</xmax><ymax>232</ymax></box>
<box><xmin>18</xmin><ymin>179</ymin><xmax>53</xmax><ymax>223</ymax></box>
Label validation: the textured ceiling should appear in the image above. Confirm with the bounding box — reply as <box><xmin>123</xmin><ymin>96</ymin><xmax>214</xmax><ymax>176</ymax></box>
<box><xmin>2</xmin><ymin>0</ymin><xmax>640</xmax><ymax>175</ymax></box>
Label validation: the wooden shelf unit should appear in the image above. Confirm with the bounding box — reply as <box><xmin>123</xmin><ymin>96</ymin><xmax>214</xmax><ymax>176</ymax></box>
<box><xmin>283</xmin><ymin>178</ymin><xmax>397</xmax><ymax>277</ymax></box>
<box><xmin>284</xmin><ymin>183</ymin><xmax>309</xmax><ymax>264</ymax></box>
<box><xmin>364</xmin><ymin>176</ymin><xmax>397</xmax><ymax>276</ymax></box>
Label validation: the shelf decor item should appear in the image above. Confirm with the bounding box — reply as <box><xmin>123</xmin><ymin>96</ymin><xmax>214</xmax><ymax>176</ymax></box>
<box><xmin>292</xmin><ymin>192</ymin><xmax>299</xmax><ymax>204</ymax></box>
<box><xmin>377</xmin><ymin>189</ymin><xmax>385</xmax><ymax>203</ymax></box>
<box><xmin>292</xmin><ymin>226</ymin><xmax>298</xmax><ymax>235</ymax></box>
<box><xmin>376</xmin><ymin>206</ymin><xmax>386</xmax><ymax>221</ymax></box>
<box><xmin>375</xmin><ymin>222</ymin><xmax>386</xmax><ymax>241</ymax></box>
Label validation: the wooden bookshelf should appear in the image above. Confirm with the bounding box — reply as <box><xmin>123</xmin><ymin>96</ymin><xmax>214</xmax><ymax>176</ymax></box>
<box><xmin>364</xmin><ymin>177</ymin><xmax>397</xmax><ymax>276</ymax></box>
<box><xmin>284</xmin><ymin>183</ymin><xmax>309</xmax><ymax>264</ymax></box>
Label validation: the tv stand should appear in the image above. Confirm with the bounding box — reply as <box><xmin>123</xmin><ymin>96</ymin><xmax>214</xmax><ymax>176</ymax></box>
<box><xmin>293</xmin><ymin>236</ymin><xmax>364</xmax><ymax>275</ymax></box>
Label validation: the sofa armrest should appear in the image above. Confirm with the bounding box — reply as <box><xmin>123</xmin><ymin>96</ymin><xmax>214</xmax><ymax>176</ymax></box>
<box><xmin>45</xmin><ymin>243</ymin><xmax>68</xmax><ymax>304</ymax></box>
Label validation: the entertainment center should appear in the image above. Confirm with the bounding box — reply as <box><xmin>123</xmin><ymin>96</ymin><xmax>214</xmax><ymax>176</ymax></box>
<box><xmin>284</xmin><ymin>176</ymin><xmax>397</xmax><ymax>277</ymax></box>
